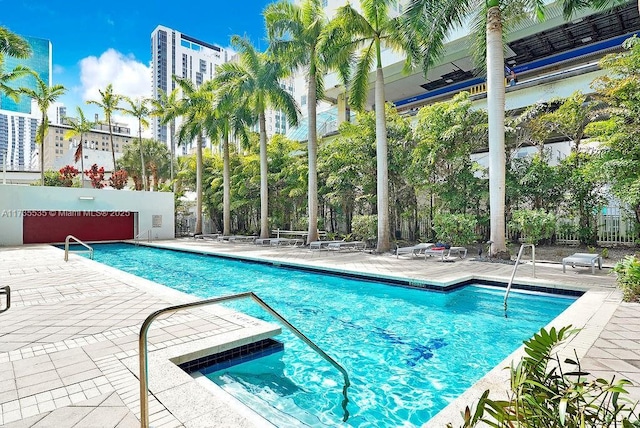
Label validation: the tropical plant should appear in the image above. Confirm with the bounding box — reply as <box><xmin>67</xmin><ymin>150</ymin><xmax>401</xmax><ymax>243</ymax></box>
<box><xmin>214</xmin><ymin>36</ymin><xmax>300</xmax><ymax>238</ymax></box>
<box><xmin>0</xmin><ymin>26</ymin><xmax>31</xmax><ymax>59</ymax></box>
<box><xmin>120</xmin><ymin>97</ymin><xmax>151</xmax><ymax>191</ymax></box>
<box><xmin>322</xmin><ymin>0</ymin><xmax>408</xmax><ymax>253</ymax></box>
<box><xmin>19</xmin><ymin>74</ymin><xmax>66</xmax><ymax>186</ymax></box>
<box><xmin>352</xmin><ymin>214</ymin><xmax>377</xmax><ymax>244</ymax></box>
<box><xmin>58</xmin><ymin>165</ymin><xmax>79</xmax><ymax>187</ymax></box>
<box><xmin>150</xmin><ymin>87</ymin><xmax>181</xmax><ymax>188</ymax></box>
<box><xmin>612</xmin><ymin>255</ymin><xmax>640</xmax><ymax>303</ymax></box>
<box><xmin>64</xmin><ymin>107</ymin><xmax>93</xmax><ymax>188</ymax></box>
<box><xmin>85</xmin><ymin>164</ymin><xmax>105</xmax><ymax>189</ymax></box>
<box><xmin>509</xmin><ymin>209</ymin><xmax>556</xmax><ymax>244</ymax></box>
<box><xmin>109</xmin><ymin>169</ymin><xmax>129</xmax><ymax>190</ymax></box>
<box><xmin>449</xmin><ymin>326</ymin><xmax>640</xmax><ymax>427</ymax></box>
<box><xmin>266</xmin><ymin>0</ymin><xmax>331</xmax><ymax>243</ymax></box>
<box><xmin>173</xmin><ymin>77</ymin><xmax>212</xmax><ymax>235</ymax></box>
<box><xmin>87</xmin><ymin>84</ymin><xmax>123</xmax><ymax>172</ymax></box>
<box><xmin>586</xmin><ymin>36</ymin><xmax>640</xmax><ymax>226</ymax></box>
<box><xmin>432</xmin><ymin>214</ymin><xmax>478</xmax><ymax>246</ymax></box>
<box><xmin>205</xmin><ymin>79</ymin><xmax>254</xmax><ymax>236</ymax></box>
<box><xmin>0</xmin><ymin>63</ymin><xmax>32</xmax><ymax>106</ymax></box>
<box><xmin>401</xmin><ymin>0</ymin><xmax>548</xmax><ymax>257</ymax></box>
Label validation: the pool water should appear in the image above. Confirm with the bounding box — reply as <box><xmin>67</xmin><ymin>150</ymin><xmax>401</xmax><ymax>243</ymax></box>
<box><xmin>81</xmin><ymin>243</ymin><xmax>575</xmax><ymax>426</ymax></box>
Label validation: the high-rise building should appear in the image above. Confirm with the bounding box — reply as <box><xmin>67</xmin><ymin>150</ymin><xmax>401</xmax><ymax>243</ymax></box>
<box><xmin>150</xmin><ymin>25</ymin><xmax>229</xmax><ymax>154</ymax></box>
<box><xmin>0</xmin><ymin>34</ymin><xmax>52</xmax><ymax>171</ymax></box>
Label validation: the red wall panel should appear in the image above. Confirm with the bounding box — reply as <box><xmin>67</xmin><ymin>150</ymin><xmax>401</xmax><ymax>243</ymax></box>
<box><xmin>23</xmin><ymin>211</ymin><xmax>134</xmax><ymax>244</ymax></box>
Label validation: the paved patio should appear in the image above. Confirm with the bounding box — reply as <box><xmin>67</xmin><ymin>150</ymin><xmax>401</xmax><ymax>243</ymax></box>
<box><xmin>0</xmin><ymin>240</ymin><xmax>638</xmax><ymax>427</ymax></box>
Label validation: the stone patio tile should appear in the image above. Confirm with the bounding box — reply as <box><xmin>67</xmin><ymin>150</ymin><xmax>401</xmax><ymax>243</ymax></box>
<box><xmin>75</xmin><ymin>407</ymin><xmax>131</xmax><ymax>427</ymax></box>
<box><xmin>31</xmin><ymin>406</ymin><xmax>93</xmax><ymax>427</ymax></box>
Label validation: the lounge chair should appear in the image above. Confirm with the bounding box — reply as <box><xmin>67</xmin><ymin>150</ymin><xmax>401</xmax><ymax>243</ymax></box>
<box><xmin>309</xmin><ymin>239</ymin><xmax>346</xmax><ymax>251</ymax></box>
<box><xmin>395</xmin><ymin>242</ymin><xmax>434</xmax><ymax>259</ymax></box>
<box><xmin>270</xmin><ymin>238</ymin><xmax>303</xmax><ymax>246</ymax></box>
<box><xmin>194</xmin><ymin>233</ymin><xmax>219</xmax><ymax>240</ymax></box>
<box><xmin>562</xmin><ymin>253</ymin><xmax>602</xmax><ymax>274</ymax></box>
<box><xmin>327</xmin><ymin>241</ymin><xmax>366</xmax><ymax>251</ymax></box>
<box><xmin>254</xmin><ymin>238</ymin><xmax>272</xmax><ymax>246</ymax></box>
<box><xmin>219</xmin><ymin>235</ymin><xmax>256</xmax><ymax>243</ymax></box>
<box><xmin>423</xmin><ymin>247</ymin><xmax>448</xmax><ymax>261</ymax></box>
<box><xmin>447</xmin><ymin>246</ymin><xmax>468</xmax><ymax>258</ymax></box>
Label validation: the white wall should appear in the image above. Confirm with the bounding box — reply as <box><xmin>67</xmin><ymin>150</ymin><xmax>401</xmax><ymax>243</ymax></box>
<box><xmin>0</xmin><ymin>185</ymin><xmax>175</xmax><ymax>246</ymax></box>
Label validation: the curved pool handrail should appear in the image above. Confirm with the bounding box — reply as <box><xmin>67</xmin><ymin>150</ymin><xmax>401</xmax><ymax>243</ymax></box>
<box><xmin>138</xmin><ymin>291</ymin><xmax>351</xmax><ymax>427</ymax></box>
<box><xmin>64</xmin><ymin>235</ymin><xmax>94</xmax><ymax>261</ymax></box>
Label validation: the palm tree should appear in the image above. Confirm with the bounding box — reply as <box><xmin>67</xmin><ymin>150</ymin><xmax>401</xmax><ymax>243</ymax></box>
<box><xmin>0</xmin><ymin>64</ymin><xmax>31</xmax><ymax>107</ymax></box>
<box><xmin>206</xmin><ymin>82</ymin><xmax>254</xmax><ymax>236</ymax></box>
<box><xmin>87</xmin><ymin>84</ymin><xmax>123</xmax><ymax>172</ymax></box>
<box><xmin>19</xmin><ymin>75</ymin><xmax>66</xmax><ymax>185</ymax></box>
<box><xmin>401</xmin><ymin>0</ymin><xmax>546</xmax><ymax>256</ymax></box>
<box><xmin>215</xmin><ymin>36</ymin><xmax>300</xmax><ymax>238</ymax></box>
<box><xmin>120</xmin><ymin>97</ymin><xmax>151</xmax><ymax>191</ymax></box>
<box><xmin>150</xmin><ymin>87</ymin><xmax>181</xmax><ymax>190</ymax></box>
<box><xmin>322</xmin><ymin>0</ymin><xmax>407</xmax><ymax>253</ymax></box>
<box><xmin>64</xmin><ymin>107</ymin><xmax>93</xmax><ymax>188</ymax></box>
<box><xmin>173</xmin><ymin>77</ymin><xmax>212</xmax><ymax>235</ymax></box>
<box><xmin>266</xmin><ymin>0</ymin><xmax>332</xmax><ymax>244</ymax></box>
<box><xmin>562</xmin><ymin>0</ymin><xmax>639</xmax><ymax>20</ymax></box>
<box><xmin>0</xmin><ymin>26</ymin><xmax>31</xmax><ymax>59</ymax></box>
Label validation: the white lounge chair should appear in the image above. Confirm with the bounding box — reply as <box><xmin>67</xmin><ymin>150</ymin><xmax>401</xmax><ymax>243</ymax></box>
<box><xmin>270</xmin><ymin>238</ymin><xmax>303</xmax><ymax>246</ymax></box>
<box><xmin>395</xmin><ymin>242</ymin><xmax>434</xmax><ymax>258</ymax></box>
<box><xmin>327</xmin><ymin>241</ymin><xmax>366</xmax><ymax>251</ymax></box>
<box><xmin>309</xmin><ymin>239</ymin><xmax>345</xmax><ymax>251</ymax></box>
<box><xmin>423</xmin><ymin>247</ymin><xmax>448</xmax><ymax>261</ymax></box>
<box><xmin>562</xmin><ymin>253</ymin><xmax>602</xmax><ymax>274</ymax></box>
<box><xmin>254</xmin><ymin>238</ymin><xmax>272</xmax><ymax>246</ymax></box>
<box><xmin>194</xmin><ymin>233</ymin><xmax>219</xmax><ymax>240</ymax></box>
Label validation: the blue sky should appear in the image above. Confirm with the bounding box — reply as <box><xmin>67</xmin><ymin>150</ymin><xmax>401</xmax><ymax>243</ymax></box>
<box><xmin>0</xmin><ymin>0</ymin><xmax>273</xmax><ymax>127</ymax></box>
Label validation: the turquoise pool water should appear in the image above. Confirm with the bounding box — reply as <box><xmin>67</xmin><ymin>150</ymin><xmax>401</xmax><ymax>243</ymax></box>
<box><xmin>81</xmin><ymin>243</ymin><xmax>575</xmax><ymax>426</ymax></box>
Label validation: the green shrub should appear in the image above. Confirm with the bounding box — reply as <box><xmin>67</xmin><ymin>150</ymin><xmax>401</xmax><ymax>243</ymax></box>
<box><xmin>352</xmin><ymin>215</ymin><xmax>377</xmax><ymax>241</ymax></box>
<box><xmin>449</xmin><ymin>326</ymin><xmax>640</xmax><ymax>427</ymax></box>
<box><xmin>613</xmin><ymin>255</ymin><xmax>640</xmax><ymax>302</ymax></box>
<box><xmin>509</xmin><ymin>209</ymin><xmax>556</xmax><ymax>245</ymax></box>
<box><xmin>432</xmin><ymin>214</ymin><xmax>478</xmax><ymax>245</ymax></box>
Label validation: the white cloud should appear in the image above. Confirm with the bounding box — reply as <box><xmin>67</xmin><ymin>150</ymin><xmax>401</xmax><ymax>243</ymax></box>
<box><xmin>79</xmin><ymin>49</ymin><xmax>152</xmax><ymax>138</ymax></box>
<box><xmin>79</xmin><ymin>49</ymin><xmax>150</xmax><ymax>103</ymax></box>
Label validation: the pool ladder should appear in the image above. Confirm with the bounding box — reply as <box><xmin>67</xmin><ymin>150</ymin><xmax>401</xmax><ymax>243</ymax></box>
<box><xmin>134</xmin><ymin>229</ymin><xmax>152</xmax><ymax>245</ymax></box>
<box><xmin>138</xmin><ymin>291</ymin><xmax>351</xmax><ymax>427</ymax></box>
<box><xmin>504</xmin><ymin>243</ymin><xmax>536</xmax><ymax>311</ymax></box>
<box><xmin>63</xmin><ymin>235</ymin><xmax>94</xmax><ymax>261</ymax></box>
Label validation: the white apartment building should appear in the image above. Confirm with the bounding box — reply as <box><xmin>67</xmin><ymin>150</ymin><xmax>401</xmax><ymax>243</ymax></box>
<box><xmin>150</xmin><ymin>25</ymin><xmax>229</xmax><ymax>154</ymax></box>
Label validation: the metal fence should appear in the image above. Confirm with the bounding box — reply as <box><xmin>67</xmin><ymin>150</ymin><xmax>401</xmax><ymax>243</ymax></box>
<box><xmin>399</xmin><ymin>207</ymin><xmax>639</xmax><ymax>246</ymax></box>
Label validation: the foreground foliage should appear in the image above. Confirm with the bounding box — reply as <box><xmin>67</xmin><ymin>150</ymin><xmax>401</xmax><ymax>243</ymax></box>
<box><xmin>449</xmin><ymin>326</ymin><xmax>640</xmax><ymax>427</ymax></box>
<box><xmin>613</xmin><ymin>255</ymin><xmax>640</xmax><ymax>302</ymax></box>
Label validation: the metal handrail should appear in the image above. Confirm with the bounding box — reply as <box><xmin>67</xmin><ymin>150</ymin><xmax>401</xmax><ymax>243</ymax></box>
<box><xmin>64</xmin><ymin>235</ymin><xmax>94</xmax><ymax>261</ymax></box>
<box><xmin>138</xmin><ymin>292</ymin><xmax>351</xmax><ymax>427</ymax></box>
<box><xmin>504</xmin><ymin>243</ymin><xmax>535</xmax><ymax>310</ymax></box>
<box><xmin>134</xmin><ymin>229</ymin><xmax>151</xmax><ymax>245</ymax></box>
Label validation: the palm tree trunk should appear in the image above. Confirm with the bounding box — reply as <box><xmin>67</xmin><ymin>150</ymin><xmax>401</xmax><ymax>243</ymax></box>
<box><xmin>195</xmin><ymin>133</ymin><xmax>203</xmax><ymax>235</ymax></box>
<box><xmin>223</xmin><ymin>133</ymin><xmax>231</xmax><ymax>236</ymax></box>
<box><xmin>138</xmin><ymin>125</ymin><xmax>147</xmax><ymax>191</ymax></box>
<box><xmin>39</xmin><ymin>121</ymin><xmax>45</xmax><ymax>186</ymax></box>
<box><xmin>108</xmin><ymin>116</ymin><xmax>117</xmax><ymax>172</ymax></box>
<box><xmin>487</xmin><ymin>5</ymin><xmax>507</xmax><ymax>256</ymax></box>
<box><xmin>80</xmin><ymin>139</ymin><xmax>84</xmax><ymax>188</ymax></box>
<box><xmin>170</xmin><ymin>120</ymin><xmax>176</xmax><ymax>193</ymax></box>
<box><xmin>259</xmin><ymin>112</ymin><xmax>269</xmax><ymax>238</ymax></box>
<box><xmin>375</xmin><ymin>66</ymin><xmax>390</xmax><ymax>253</ymax></box>
<box><xmin>307</xmin><ymin>70</ymin><xmax>319</xmax><ymax>244</ymax></box>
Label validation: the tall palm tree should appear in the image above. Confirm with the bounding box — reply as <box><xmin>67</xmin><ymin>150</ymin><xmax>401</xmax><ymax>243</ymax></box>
<box><xmin>173</xmin><ymin>77</ymin><xmax>212</xmax><ymax>235</ymax></box>
<box><xmin>87</xmin><ymin>84</ymin><xmax>123</xmax><ymax>172</ymax></box>
<box><xmin>64</xmin><ymin>107</ymin><xmax>93</xmax><ymax>188</ymax></box>
<box><xmin>266</xmin><ymin>0</ymin><xmax>331</xmax><ymax>244</ymax></box>
<box><xmin>207</xmin><ymin>83</ymin><xmax>254</xmax><ymax>236</ymax></box>
<box><xmin>215</xmin><ymin>36</ymin><xmax>300</xmax><ymax>238</ymax></box>
<box><xmin>150</xmin><ymin>87</ymin><xmax>181</xmax><ymax>190</ymax></box>
<box><xmin>120</xmin><ymin>97</ymin><xmax>151</xmax><ymax>191</ymax></box>
<box><xmin>19</xmin><ymin>75</ymin><xmax>66</xmax><ymax>185</ymax></box>
<box><xmin>401</xmin><ymin>0</ymin><xmax>546</xmax><ymax>256</ymax></box>
<box><xmin>322</xmin><ymin>0</ymin><xmax>407</xmax><ymax>253</ymax></box>
<box><xmin>0</xmin><ymin>26</ymin><xmax>31</xmax><ymax>59</ymax></box>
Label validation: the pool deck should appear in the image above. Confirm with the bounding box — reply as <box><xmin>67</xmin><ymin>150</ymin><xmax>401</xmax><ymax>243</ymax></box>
<box><xmin>0</xmin><ymin>239</ymin><xmax>638</xmax><ymax>427</ymax></box>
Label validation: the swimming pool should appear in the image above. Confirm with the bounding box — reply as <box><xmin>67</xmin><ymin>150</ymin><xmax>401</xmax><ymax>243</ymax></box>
<box><xmin>82</xmin><ymin>243</ymin><xmax>576</xmax><ymax>426</ymax></box>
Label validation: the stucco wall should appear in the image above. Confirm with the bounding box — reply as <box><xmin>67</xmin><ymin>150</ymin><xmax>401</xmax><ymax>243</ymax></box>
<box><xmin>0</xmin><ymin>185</ymin><xmax>174</xmax><ymax>246</ymax></box>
